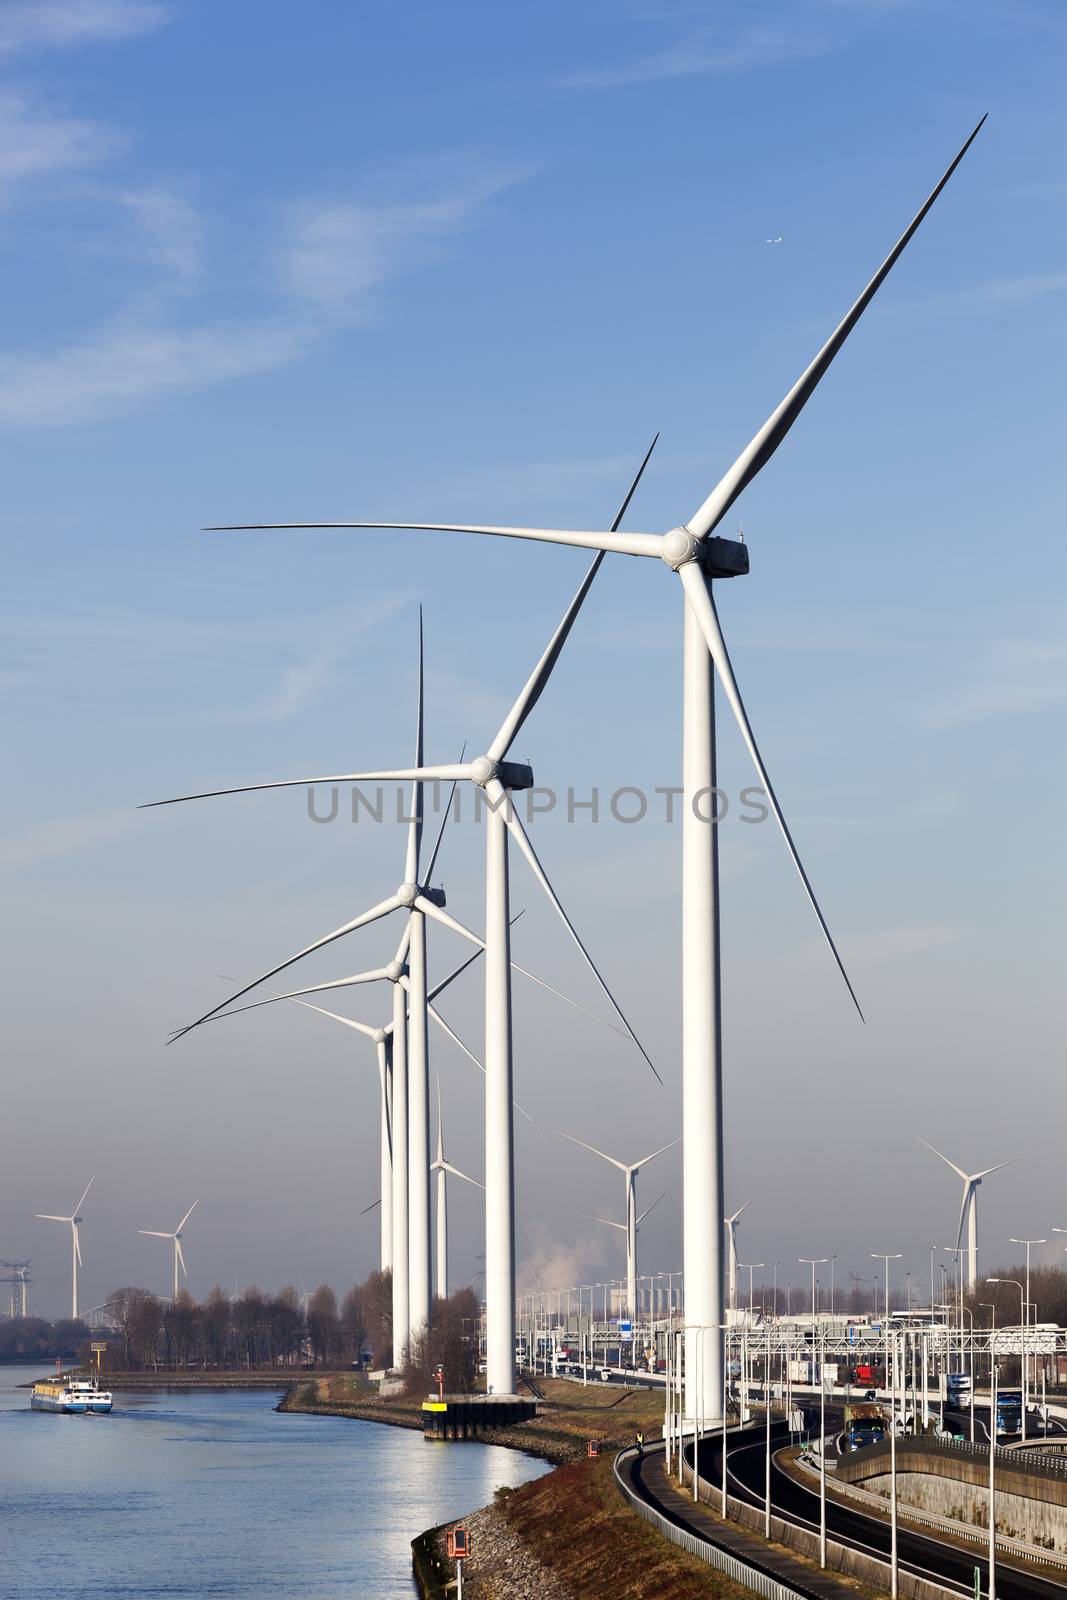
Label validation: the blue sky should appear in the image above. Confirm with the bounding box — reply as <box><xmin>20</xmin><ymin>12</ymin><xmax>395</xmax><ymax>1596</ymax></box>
<box><xmin>1</xmin><ymin>0</ymin><xmax>1064</xmax><ymax>1316</ymax></box>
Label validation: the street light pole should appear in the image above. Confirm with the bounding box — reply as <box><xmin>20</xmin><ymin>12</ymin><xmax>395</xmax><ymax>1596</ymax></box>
<box><xmin>799</xmin><ymin>1257</ymin><xmax>827</xmax><ymax>1320</ymax></box>
<box><xmin>987</xmin><ymin>1279</ymin><xmax>1025</xmax><ymax>1440</ymax></box>
<box><xmin>1009</xmin><ymin>1238</ymin><xmax>1045</xmax><ymax>1444</ymax></box>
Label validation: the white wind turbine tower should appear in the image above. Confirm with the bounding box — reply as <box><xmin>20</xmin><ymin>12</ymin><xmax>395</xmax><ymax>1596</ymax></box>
<box><xmin>140</xmin><ymin>1202</ymin><xmax>198</xmax><ymax>1300</ymax></box>
<box><xmin>912</xmin><ymin>1136</ymin><xmax>1018</xmax><ymax>1292</ymax></box>
<box><xmin>432</xmin><ymin>1074</ymin><xmax>484</xmax><ymax>1302</ymax></box>
<box><xmin>725</xmin><ymin>1196</ymin><xmax>755</xmax><ymax>1315</ymax></box>
<box><xmin>35</xmin><ymin>1178</ymin><xmax>93</xmax><ymax>1320</ymax></box>
<box><xmin>155</xmin><ymin>446</ymin><xmax>660</xmax><ymax>1396</ymax></box>
<box><xmin>213</xmin><ymin>120</ymin><xmax>987</xmax><ymax>1413</ymax></box>
<box><xmin>559</xmin><ymin>1131</ymin><xmax>679</xmax><ymax>1322</ymax></box>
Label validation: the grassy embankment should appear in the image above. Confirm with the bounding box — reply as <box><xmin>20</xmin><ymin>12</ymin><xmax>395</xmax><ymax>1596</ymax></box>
<box><xmin>296</xmin><ymin>1373</ymin><xmax>756</xmax><ymax>1597</ymax></box>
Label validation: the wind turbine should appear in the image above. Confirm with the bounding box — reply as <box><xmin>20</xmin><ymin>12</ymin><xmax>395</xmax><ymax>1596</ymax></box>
<box><xmin>725</xmin><ymin>1196</ymin><xmax>755</xmax><ymax>1315</ymax></box>
<box><xmin>140</xmin><ymin>1201</ymin><xmax>199</xmax><ymax>1300</ymax></box>
<box><xmin>148</xmin><ymin>614</ymin><xmax>473</xmax><ymax>1361</ymax></box>
<box><xmin>206</xmin><ymin>916</ymin><xmax>614</xmax><ymax>1366</ymax></box>
<box><xmin>590</xmin><ymin>1190</ymin><xmax>667</xmax><ymax>1322</ymax></box>
<box><xmin>0</xmin><ymin>1260</ymin><xmax>33</xmax><ymax>1318</ymax></box>
<box><xmin>912</xmin><ymin>1135</ymin><xmax>1018</xmax><ymax>1292</ymax></box>
<box><xmin>205</xmin><ymin>121</ymin><xmax>986</xmax><ymax>1414</ymax></box>
<box><xmin>432</xmin><ymin>1073</ymin><xmax>484</xmax><ymax>1301</ymax></box>
<box><xmin>149</xmin><ymin>447</ymin><xmax>659</xmax><ymax>1395</ymax></box>
<box><xmin>561</xmin><ymin>1130</ymin><xmax>679</xmax><ymax>1321</ymax></box>
<box><xmin>35</xmin><ymin>1178</ymin><xmax>93</xmax><ymax>1320</ymax></box>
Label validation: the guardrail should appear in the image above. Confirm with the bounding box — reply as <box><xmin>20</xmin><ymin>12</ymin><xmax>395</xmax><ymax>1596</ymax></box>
<box><xmin>797</xmin><ymin>1448</ymin><xmax>1067</xmax><ymax>1571</ymax></box>
<box><xmin>844</xmin><ymin>1432</ymin><xmax>1067</xmax><ymax>1481</ymax></box>
<box><xmin>613</xmin><ymin>1442</ymin><xmax>805</xmax><ymax>1600</ymax></box>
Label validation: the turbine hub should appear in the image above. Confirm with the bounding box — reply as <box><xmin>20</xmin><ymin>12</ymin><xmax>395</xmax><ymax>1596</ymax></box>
<box><xmin>373</xmin><ymin>1027</ymin><xmax>387</xmax><ymax>1044</ymax></box>
<box><xmin>661</xmin><ymin>526</ymin><xmax>701</xmax><ymax>570</ymax></box>
<box><xmin>386</xmin><ymin>959</ymin><xmax>405</xmax><ymax>982</ymax></box>
<box><xmin>396</xmin><ymin>881</ymin><xmax>418</xmax><ymax>906</ymax></box>
<box><xmin>470</xmin><ymin>755</ymin><xmax>497</xmax><ymax>786</ymax></box>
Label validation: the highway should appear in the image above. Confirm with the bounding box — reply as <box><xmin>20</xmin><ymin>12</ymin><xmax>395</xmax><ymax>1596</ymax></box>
<box><xmin>689</xmin><ymin>1415</ymin><xmax>1067</xmax><ymax>1600</ymax></box>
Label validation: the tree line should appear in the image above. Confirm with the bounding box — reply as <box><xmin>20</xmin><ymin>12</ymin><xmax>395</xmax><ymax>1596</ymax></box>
<box><xmin>92</xmin><ymin>1269</ymin><xmax>394</xmax><ymax>1371</ymax></box>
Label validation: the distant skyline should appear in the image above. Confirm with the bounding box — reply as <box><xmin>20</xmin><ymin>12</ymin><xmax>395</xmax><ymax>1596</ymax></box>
<box><xmin>1</xmin><ymin>0</ymin><xmax>1064</xmax><ymax>1316</ymax></box>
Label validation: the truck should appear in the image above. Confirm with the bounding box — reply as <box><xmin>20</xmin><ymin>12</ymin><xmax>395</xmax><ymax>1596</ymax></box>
<box><xmin>994</xmin><ymin>1388</ymin><xmax>1022</xmax><ymax>1437</ymax></box>
<box><xmin>843</xmin><ymin>1402</ymin><xmax>887</xmax><ymax>1451</ymax></box>
<box><xmin>945</xmin><ymin>1371</ymin><xmax>973</xmax><ymax>1409</ymax></box>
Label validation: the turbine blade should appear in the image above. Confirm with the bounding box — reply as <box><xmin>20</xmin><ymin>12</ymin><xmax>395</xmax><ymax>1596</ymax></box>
<box><xmin>141</xmin><ymin>766</ymin><xmax>472</xmax><ymax>809</ymax></box>
<box><xmin>35</xmin><ymin>1215</ymin><xmax>69</xmax><ymax>1223</ymax></box>
<box><xmin>405</xmin><ymin>607</ymin><xmax>425</xmax><ymax>884</ymax></box>
<box><xmin>394</xmin><ymin>919</ymin><xmax>412</xmax><ymax>966</ymax></box>
<box><xmin>511</xmin><ymin>959</ymin><xmax>629</xmax><ymax>1040</ymax></box>
<box><xmin>360</xmin><ymin>1198</ymin><xmax>381</xmax><ymax>1216</ymax></box>
<box><xmin>422</xmin><ymin>742</ymin><xmax>467</xmax><ymax>886</ymax></box>
<box><xmin>74</xmin><ymin>1177</ymin><xmax>94</xmax><ymax>1215</ymax></box>
<box><xmin>679</xmin><ymin>565</ymin><xmax>863</xmax><ymax>1022</ymax></box>
<box><xmin>415</xmin><ymin>895</ymin><xmax>485</xmax><ymax>950</ymax></box>
<box><xmin>586</xmin><ymin>1214</ymin><xmax>627</xmax><ymax>1232</ymax></box>
<box><xmin>687</xmin><ymin>117</ymin><xmax>987</xmax><ymax>541</ymax></box>
<box><xmin>168</xmin><ymin>896</ymin><xmax>402</xmax><ymax>1041</ymax></box>
<box><xmin>971</xmin><ymin>1157</ymin><xmax>1021</xmax><ymax>1181</ymax></box>
<box><xmin>556</xmin><ymin>1129</ymin><xmax>627</xmax><ymax>1172</ymax></box>
<box><xmin>500</xmin><ymin>795</ymin><xmax>661</xmax><ymax>1080</ymax></box>
<box><xmin>73</xmin><ymin>1224</ymin><xmax>82</xmax><ymax>1266</ymax></box>
<box><xmin>954</xmin><ymin>1187</ymin><xmax>970</xmax><ymax>1256</ymax></box>
<box><xmin>175</xmin><ymin>1237</ymin><xmax>187</xmax><ymax>1277</ymax></box>
<box><xmin>442</xmin><ymin>1160</ymin><xmax>485</xmax><ymax>1191</ymax></box>
<box><xmin>632</xmin><ymin>1136</ymin><xmax>681</xmax><ymax>1172</ymax></box>
<box><xmin>726</xmin><ymin>1195</ymin><xmax>757</xmax><ymax>1225</ymax></box>
<box><xmin>205</xmin><ymin>521</ymin><xmax>663</xmax><ymax>559</ymax></box>
<box><xmin>911</xmin><ymin>1133</ymin><xmax>968</xmax><ymax>1182</ymax></box>
<box><xmin>176</xmin><ymin>1200</ymin><xmax>198</xmax><ymax>1234</ymax></box>
<box><xmin>637</xmin><ymin>1189</ymin><xmax>668</xmax><ymax>1226</ymax></box>
<box><xmin>487</xmin><ymin>435</ymin><xmax>660</xmax><ymax>763</ymax></box>
<box><xmin>194</xmin><ymin>976</ymin><xmax>388</xmax><ymax>1029</ymax></box>
<box><xmin>290</xmin><ymin>1000</ymin><xmax>380</xmax><ymax>1037</ymax></box>
<box><xmin>427</xmin><ymin>1003</ymin><xmax>541</xmax><ymax>1130</ymax></box>
<box><xmin>139</xmin><ymin>1231</ymin><xmax>173</xmax><ymax>1239</ymax></box>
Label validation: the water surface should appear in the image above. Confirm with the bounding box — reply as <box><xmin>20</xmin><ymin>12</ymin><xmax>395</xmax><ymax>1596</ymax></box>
<box><xmin>0</xmin><ymin>1364</ymin><xmax>548</xmax><ymax>1598</ymax></box>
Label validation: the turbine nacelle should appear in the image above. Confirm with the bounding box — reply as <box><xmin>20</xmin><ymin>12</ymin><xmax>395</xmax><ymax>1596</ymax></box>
<box><xmin>660</xmin><ymin>529</ymin><xmax>749</xmax><ymax>577</ymax></box>
<box><xmin>470</xmin><ymin>755</ymin><xmax>534</xmax><ymax>791</ymax></box>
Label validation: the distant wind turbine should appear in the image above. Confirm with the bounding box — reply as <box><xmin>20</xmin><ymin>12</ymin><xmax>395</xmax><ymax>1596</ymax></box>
<box><xmin>140</xmin><ymin>1201</ymin><xmax>198</xmax><ymax>1299</ymax></box>
<box><xmin>561</xmin><ymin>1131</ymin><xmax>679</xmax><ymax>1321</ymax></box>
<box><xmin>36</xmin><ymin>1177</ymin><xmax>93</xmax><ymax>1320</ymax></box>
<box><xmin>590</xmin><ymin>1191</ymin><xmax>668</xmax><ymax>1320</ymax></box>
<box><xmin>912</xmin><ymin>1135</ymin><xmax>1018</xmax><ymax>1292</ymax></box>
<box><xmin>725</xmin><ymin>1196</ymin><xmax>755</xmax><ymax>1314</ymax></box>
<box><xmin>432</xmin><ymin>1073</ymin><xmax>483</xmax><ymax>1301</ymax></box>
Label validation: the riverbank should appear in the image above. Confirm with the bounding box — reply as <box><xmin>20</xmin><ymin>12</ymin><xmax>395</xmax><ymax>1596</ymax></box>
<box><xmin>81</xmin><ymin>1369</ymin><xmax>354</xmax><ymax>1390</ymax></box>
<box><xmin>291</xmin><ymin>1374</ymin><xmax>752</xmax><ymax>1597</ymax></box>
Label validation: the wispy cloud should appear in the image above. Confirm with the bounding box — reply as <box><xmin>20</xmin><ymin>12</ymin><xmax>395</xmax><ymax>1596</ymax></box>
<box><xmin>0</xmin><ymin>92</ymin><xmax>117</xmax><ymax>195</ymax></box>
<box><xmin>281</xmin><ymin>161</ymin><xmax>533</xmax><ymax>309</ymax></box>
<box><xmin>0</xmin><ymin>320</ymin><xmax>309</xmax><ymax>426</ymax></box>
<box><xmin>0</xmin><ymin>0</ymin><xmax>169</xmax><ymax>54</ymax></box>
<box><xmin>560</xmin><ymin>27</ymin><xmax>825</xmax><ymax>90</ymax></box>
<box><xmin>953</xmin><ymin>272</ymin><xmax>1067</xmax><ymax>312</ymax></box>
<box><xmin>924</xmin><ymin>635</ymin><xmax>1067</xmax><ymax>727</ymax></box>
<box><xmin>841</xmin><ymin>923</ymin><xmax>969</xmax><ymax>963</ymax></box>
<box><xmin>0</xmin><ymin>806</ymin><xmax>132</xmax><ymax>871</ymax></box>
<box><xmin>0</xmin><ymin>159</ymin><xmax>531</xmax><ymax>425</ymax></box>
<box><xmin>225</xmin><ymin>595</ymin><xmax>411</xmax><ymax>726</ymax></box>
<box><xmin>119</xmin><ymin>187</ymin><xmax>202</xmax><ymax>276</ymax></box>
